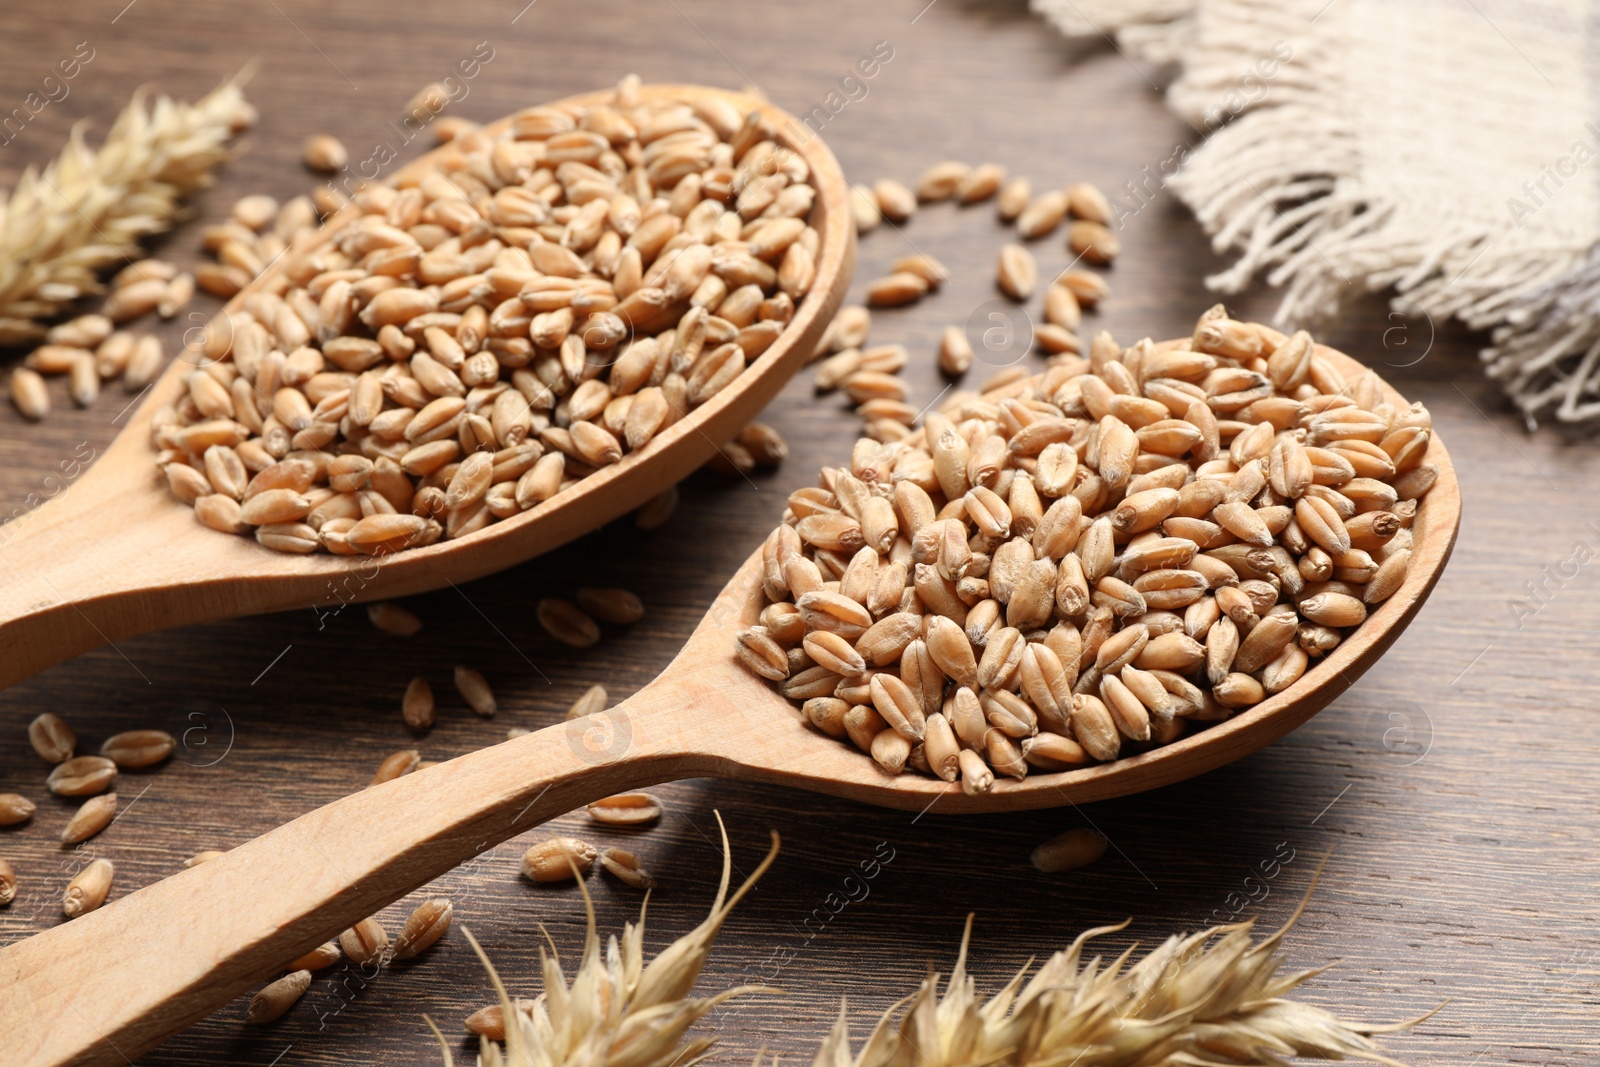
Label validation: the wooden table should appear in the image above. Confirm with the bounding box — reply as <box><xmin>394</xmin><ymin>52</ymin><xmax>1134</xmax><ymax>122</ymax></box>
<box><xmin>1</xmin><ymin>2</ymin><xmax>1594</xmax><ymax>1064</ymax></box>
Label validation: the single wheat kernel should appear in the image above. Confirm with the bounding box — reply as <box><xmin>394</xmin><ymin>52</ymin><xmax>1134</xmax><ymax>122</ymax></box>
<box><xmin>99</xmin><ymin>729</ymin><xmax>175</xmax><ymax>769</ymax></box>
<box><xmin>873</xmin><ymin>179</ymin><xmax>917</xmax><ymax>222</ymax></box>
<box><xmin>1030</xmin><ymin>828</ymin><xmax>1108</xmax><ymax>872</ymax></box>
<box><xmin>372</xmin><ymin>749</ymin><xmax>422</xmax><ymax>785</ymax></box>
<box><xmin>392</xmin><ymin>897</ymin><xmax>453</xmax><ymax>959</ymax></box>
<box><xmin>586</xmin><ymin>793</ymin><xmax>662</xmax><ymax>826</ymax></box>
<box><xmin>452</xmin><ymin>666</ymin><xmax>497</xmax><ymax>718</ymax></box>
<box><xmin>538</xmin><ymin>599</ymin><xmax>601</xmax><ymax>647</ymax></box>
<box><xmin>866</xmin><ymin>272</ymin><xmax>930</xmax><ymax>307</ymax></box>
<box><xmin>850</xmin><ymin>183</ymin><xmax>881</xmax><ymax>233</ymax></box>
<box><xmin>997</xmin><ymin>245</ymin><xmax>1038</xmax><ymax>300</ymax></box>
<box><xmin>938</xmin><ymin>326</ymin><xmax>974</xmax><ymax>377</ymax></box>
<box><xmin>465</xmin><ymin>1003</ymin><xmax>508</xmax><ymax>1039</ymax></box>
<box><xmin>27</xmin><ymin>712</ymin><xmax>75</xmax><ymax>763</ymax></box>
<box><xmin>575</xmin><ymin>587</ymin><xmax>645</xmax><ymax>625</ymax></box>
<box><xmin>566</xmin><ymin>684</ymin><xmax>608</xmax><ymax>719</ymax></box>
<box><xmin>1065</xmin><ymin>182</ymin><xmax>1112</xmax><ymax>224</ymax></box>
<box><xmin>339</xmin><ymin>916</ymin><xmax>389</xmax><ymax>965</ymax></box>
<box><xmin>288</xmin><ymin>942</ymin><xmax>341</xmax><ymax>971</ymax></box>
<box><xmin>368</xmin><ymin>601</ymin><xmax>422</xmax><ymax>636</ymax></box>
<box><xmin>739</xmin><ymin>422</ymin><xmax>789</xmax><ymax>467</ymax></box>
<box><xmin>1067</xmin><ymin>220</ymin><xmax>1120</xmax><ymax>264</ymax></box>
<box><xmin>302</xmin><ymin>134</ymin><xmax>349</xmax><ymax>172</ymax></box>
<box><xmin>402</xmin><ymin>677</ymin><xmax>436</xmax><ymax>733</ymax></box>
<box><xmin>62</xmin><ymin>858</ymin><xmax>114</xmax><ymax>917</ymax></box>
<box><xmin>61</xmin><ymin>793</ymin><xmax>117</xmax><ymax>844</ymax></box>
<box><xmin>47</xmin><ymin>756</ymin><xmax>116</xmax><ymax>797</ymax></box>
<box><xmin>997</xmin><ymin>176</ymin><xmax>1031</xmax><ymax>221</ymax></box>
<box><xmin>521</xmin><ymin>836</ymin><xmax>599</xmax><ymax>882</ymax></box>
<box><xmin>635</xmin><ymin>486</ymin><xmax>679</xmax><ymax>529</ymax></box>
<box><xmin>0</xmin><ymin>859</ymin><xmax>15</xmax><ymax>905</ymax></box>
<box><xmin>246</xmin><ymin>969</ymin><xmax>311</xmax><ymax>1024</ymax></box>
<box><xmin>958</xmin><ymin>163</ymin><xmax>1006</xmax><ymax>204</ymax></box>
<box><xmin>916</xmin><ymin>161</ymin><xmax>969</xmax><ymax>202</ymax></box>
<box><xmin>598</xmin><ymin>847</ymin><xmax>657</xmax><ymax>888</ymax></box>
<box><xmin>0</xmin><ymin>793</ymin><xmax>36</xmax><ymax>826</ymax></box>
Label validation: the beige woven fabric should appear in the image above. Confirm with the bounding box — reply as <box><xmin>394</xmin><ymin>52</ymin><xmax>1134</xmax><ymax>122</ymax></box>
<box><xmin>1034</xmin><ymin>0</ymin><xmax>1600</xmax><ymax>425</ymax></box>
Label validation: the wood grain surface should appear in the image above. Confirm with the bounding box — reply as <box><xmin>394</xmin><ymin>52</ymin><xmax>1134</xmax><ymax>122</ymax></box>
<box><xmin>0</xmin><ymin>2</ymin><xmax>1594</xmax><ymax>1065</ymax></box>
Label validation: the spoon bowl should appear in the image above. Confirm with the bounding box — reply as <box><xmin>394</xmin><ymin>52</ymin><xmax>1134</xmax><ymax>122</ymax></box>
<box><xmin>0</xmin><ymin>83</ymin><xmax>856</xmax><ymax>690</ymax></box>
<box><xmin>0</xmin><ymin>339</ymin><xmax>1458</xmax><ymax>1066</ymax></box>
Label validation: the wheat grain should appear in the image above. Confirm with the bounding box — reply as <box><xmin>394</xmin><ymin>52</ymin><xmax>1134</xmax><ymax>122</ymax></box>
<box><xmin>586</xmin><ymin>792</ymin><xmax>662</xmax><ymax>827</ymax></box>
<box><xmin>997</xmin><ymin>245</ymin><xmax>1037</xmax><ymax>300</ymax></box>
<box><xmin>340</xmin><ymin>916</ymin><xmax>390</xmax><ymax>965</ymax></box>
<box><xmin>403</xmin><ymin>676</ymin><xmax>437</xmax><ymax>733</ymax></box>
<box><xmin>60</xmin><ymin>793</ymin><xmax>117</xmax><ymax>845</ymax></box>
<box><xmin>538</xmin><ymin>599</ymin><xmax>601</xmax><ymax>648</ymax></box>
<box><xmin>575</xmin><ymin>587</ymin><xmax>645</xmax><ymax>625</ymax></box>
<box><xmin>1067</xmin><ymin>220</ymin><xmax>1120</xmax><ymax>264</ymax></box>
<box><xmin>288</xmin><ymin>942</ymin><xmax>342</xmax><ymax>971</ymax></box>
<box><xmin>1028</xmin><ymin>827</ymin><xmax>1106</xmax><ymax>872</ymax></box>
<box><xmin>0</xmin><ymin>793</ymin><xmax>35</xmax><ymax>826</ymax></box>
<box><xmin>957</xmin><ymin>163</ymin><xmax>1005</xmax><ymax>204</ymax></box>
<box><xmin>303</xmin><ymin>134</ymin><xmax>348</xmax><ymax>172</ymax></box>
<box><xmin>850</xmin><ymin>183</ymin><xmax>882</xmax><ymax>233</ymax></box>
<box><xmin>10</xmin><ymin>368</ymin><xmax>48</xmax><ymax>420</ymax></box>
<box><xmin>47</xmin><ymin>756</ymin><xmax>115</xmax><ymax>797</ymax></box>
<box><xmin>246</xmin><ymin>970</ymin><xmax>311</xmax><ymax>1024</ymax></box>
<box><xmin>866</xmin><ymin>272</ymin><xmax>929</xmax><ymax>307</ymax></box>
<box><xmin>598</xmin><ymin>846</ymin><xmax>657</xmax><ymax>888</ymax></box>
<box><xmin>27</xmin><ymin>712</ymin><xmax>75</xmax><ymax>763</ymax></box>
<box><xmin>520</xmin><ymin>836</ymin><xmax>599</xmax><ymax>882</ymax></box>
<box><xmin>0</xmin><ymin>859</ymin><xmax>14</xmax><ymax>906</ymax></box>
<box><xmin>997</xmin><ymin>176</ymin><xmax>1031</xmax><ymax>221</ymax></box>
<box><xmin>635</xmin><ymin>486</ymin><xmax>680</xmax><ymax>529</ymax></box>
<box><xmin>565</xmin><ymin>684</ymin><xmax>609</xmax><ymax>719</ymax></box>
<box><xmin>62</xmin><ymin>858</ymin><xmax>113</xmax><ymax>918</ymax></box>
<box><xmin>873</xmin><ymin>179</ymin><xmax>916</xmax><ymax>222</ymax></box>
<box><xmin>916</xmin><ymin>161</ymin><xmax>970</xmax><ymax>202</ymax></box>
<box><xmin>454</xmin><ymin>666</ymin><xmax>498</xmax><ymax>718</ymax></box>
<box><xmin>99</xmin><ymin>729</ymin><xmax>175</xmax><ymax>769</ymax></box>
<box><xmin>372</xmin><ymin>749</ymin><xmax>422</xmax><ymax>785</ymax></box>
<box><xmin>393</xmin><ymin>897</ymin><xmax>453</xmax><ymax>959</ymax></box>
<box><xmin>368</xmin><ymin>601</ymin><xmax>423</xmax><ymax>636</ymax></box>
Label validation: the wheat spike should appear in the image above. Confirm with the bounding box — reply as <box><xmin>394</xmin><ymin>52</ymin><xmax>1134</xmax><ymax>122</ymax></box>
<box><xmin>814</xmin><ymin>900</ymin><xmax>1424</xmax><ymax>1067</ymax></box>
<box><xmin>0</xmin><ymin>77</ymin><xmax>253</xmax><ymax>345</ymax></box>
<box><xmin>452</xmin><ymin>814</ymin><xmax>780</xmax><ymax>1067</ymax></box>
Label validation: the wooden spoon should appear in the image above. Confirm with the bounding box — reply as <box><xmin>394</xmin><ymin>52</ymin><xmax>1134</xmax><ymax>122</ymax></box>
<box><xmin>0</xmin><ymin>343</ymin><xmax>1459</xmax><ymax>1066</ymax></box>
<box><xmin>0</xmin><ymin>84</ymin><xmax>855</xmax><ymax>691</ymax></box>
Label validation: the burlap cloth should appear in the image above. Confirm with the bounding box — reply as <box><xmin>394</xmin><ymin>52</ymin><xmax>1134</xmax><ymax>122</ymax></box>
<box><xmin>1034</xmin><ymin>0</ymin><xmax>1600</xmax><ymax>425</ymax></box>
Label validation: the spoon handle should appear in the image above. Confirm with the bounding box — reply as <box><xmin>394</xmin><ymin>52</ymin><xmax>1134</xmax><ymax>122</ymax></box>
<box><xmin>0</xmin><ymin>693</ymin><xmax>699</xmax><ymax>1067</ymax></box>
<box><xmin>0</xmin><ymin>436</ymin><xmax>219</xmax><ymax>689</ymax></box>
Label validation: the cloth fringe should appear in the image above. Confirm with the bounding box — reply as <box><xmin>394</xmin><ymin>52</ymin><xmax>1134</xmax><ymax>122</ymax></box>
<box><xmin>1484</xmin><ymin>247</ymin><xmax>1600</xmax><ymax>425</ymax></box>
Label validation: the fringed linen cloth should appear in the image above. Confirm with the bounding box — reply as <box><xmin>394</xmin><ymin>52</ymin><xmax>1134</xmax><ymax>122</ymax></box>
<box><xmin>1033</xmin><ymin>0</ymin><xmax>1600</xmax><ymax>425</ymax></box>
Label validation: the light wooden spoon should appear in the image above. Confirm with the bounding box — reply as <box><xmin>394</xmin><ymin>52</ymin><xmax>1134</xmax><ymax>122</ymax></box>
<box><xmin>0</xmin><ymin>84</ymin><xmax>855</xmax><ymax>690</ymax></box>
<box><xmin>0</xmin><ymin>343</ymin><xmax>1459</xmax><ymax>1067</ymax></box>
